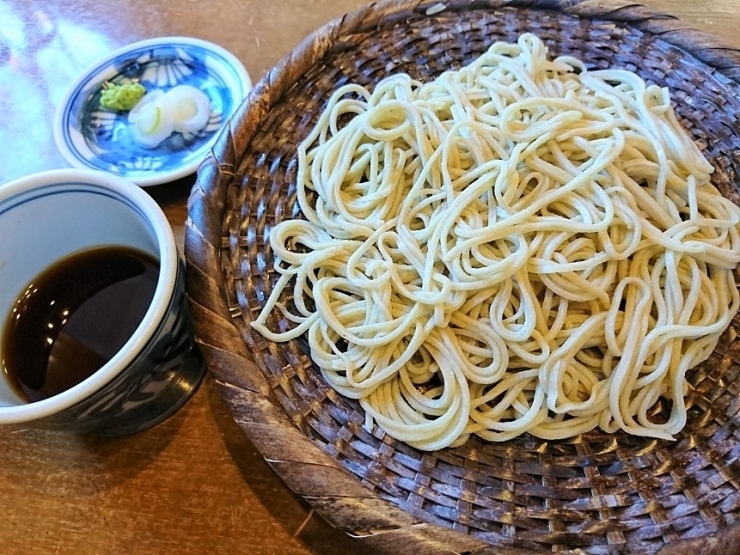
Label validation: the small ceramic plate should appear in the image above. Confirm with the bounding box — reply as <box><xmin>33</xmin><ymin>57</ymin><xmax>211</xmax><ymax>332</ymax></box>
<box><xmin>54</xmin><ymin>37</ymin><xmax>251</xmax><ymax>187</ymax></box>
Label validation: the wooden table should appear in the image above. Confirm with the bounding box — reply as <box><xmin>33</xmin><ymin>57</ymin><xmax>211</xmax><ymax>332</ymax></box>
<box><xmin>0</xmin><ymin>1</ymin><xmax>738</xmax><ymax>553</ymax></box>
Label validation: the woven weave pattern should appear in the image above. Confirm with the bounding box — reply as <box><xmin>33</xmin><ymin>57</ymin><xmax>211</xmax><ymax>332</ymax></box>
<box><xmin>186</xmin><ymin>2</ymin><xmax>740</xmax><ymax>553</ymax></box>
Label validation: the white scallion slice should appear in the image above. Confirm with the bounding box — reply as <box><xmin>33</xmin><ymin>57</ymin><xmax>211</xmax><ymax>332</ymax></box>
<box><xmin>127</xmin><ymin>89</ymin><xmax>165</xmax><ymax>124</ymax></box>
<box><xmin>129</xmin><ymin>103</ymin><xmax>174</xmax><ymax>148</ymax></box>
<box><xmin>163</xmin><ymin>85</ymin><xmax>211</xmax><ymax>133</ymax></box>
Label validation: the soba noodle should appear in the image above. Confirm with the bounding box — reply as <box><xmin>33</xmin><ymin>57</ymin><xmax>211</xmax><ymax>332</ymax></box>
<box><xmin>251</xmin><ymin>34</ymin><xmax>740</xmax><ymax>450</ymax></box>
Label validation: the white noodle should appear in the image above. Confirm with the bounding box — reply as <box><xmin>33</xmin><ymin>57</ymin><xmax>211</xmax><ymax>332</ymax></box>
<box><xmin>251</xmin><ymin>34</ymin><xmax>740</xmax><ymax>450</ymax></box>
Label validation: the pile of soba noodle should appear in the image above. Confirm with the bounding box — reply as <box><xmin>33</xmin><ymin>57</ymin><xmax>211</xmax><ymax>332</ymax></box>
<box><xmin>252</xmin><ymin>34</ymin><xmax>740</xmax><ymax>450</ymax></box>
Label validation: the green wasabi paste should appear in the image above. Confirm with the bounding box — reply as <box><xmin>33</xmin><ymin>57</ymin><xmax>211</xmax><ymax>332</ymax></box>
<box><xmin>100</xmin><ymin>82</ymin><xmax>146</xmax><ymax>111</ymax></box>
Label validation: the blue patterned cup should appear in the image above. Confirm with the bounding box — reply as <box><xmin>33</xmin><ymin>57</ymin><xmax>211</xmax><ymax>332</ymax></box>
<box><xmin>0</xmin><ymin>169</ymin><xmax>205</xmax><ymax>435</ymax></box>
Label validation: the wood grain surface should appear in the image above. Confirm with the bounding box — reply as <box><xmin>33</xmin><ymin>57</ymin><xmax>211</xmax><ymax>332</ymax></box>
<box><xmin>1</xmin><ymin>1</ymin><xmax>739</xmax><ymax>554</ymax></box>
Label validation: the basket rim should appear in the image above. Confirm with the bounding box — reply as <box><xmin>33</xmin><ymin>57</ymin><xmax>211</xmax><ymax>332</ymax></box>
<box><xmin>185</xmin><ymin>2</ymin><xmax>740</xmax><ymax>554</ymax></box>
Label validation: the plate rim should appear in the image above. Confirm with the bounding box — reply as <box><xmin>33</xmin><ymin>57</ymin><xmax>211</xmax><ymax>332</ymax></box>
<box><xmin>52</xmin><ymin>35</ymin><xmax>252</xmax><ymax>188</ymax></box>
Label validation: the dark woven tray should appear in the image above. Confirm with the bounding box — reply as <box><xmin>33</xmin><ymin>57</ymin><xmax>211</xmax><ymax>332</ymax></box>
<box><xmin>185</xmin><ymin>1</ymin><xmax>740</xmax><ymax>553</ymax></box>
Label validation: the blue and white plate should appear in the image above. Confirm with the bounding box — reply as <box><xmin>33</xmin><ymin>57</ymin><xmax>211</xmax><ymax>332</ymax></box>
<box><xmin>53</xmin><ymin>37</ymin><xmax>251</xmax><ymax>187</ymax></box>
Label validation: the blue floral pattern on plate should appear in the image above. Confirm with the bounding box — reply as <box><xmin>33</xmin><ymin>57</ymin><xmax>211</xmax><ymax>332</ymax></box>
<box><xmin>54</xmin><ymin>37</ymin><xmax>251</xmax><ymax>187</ymax></box>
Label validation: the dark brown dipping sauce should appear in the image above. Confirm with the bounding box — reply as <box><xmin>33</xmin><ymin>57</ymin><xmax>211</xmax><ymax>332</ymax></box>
<box><xmin>2</xmin><ymin>246</ymin><xmax>160</xmax><ymax>402</ymax></box>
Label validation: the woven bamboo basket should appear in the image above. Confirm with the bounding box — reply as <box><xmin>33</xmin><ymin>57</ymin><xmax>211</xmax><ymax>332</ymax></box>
<box><xmin>184</xmin><ymin>1</ymin><xmax>740</xmax><ymax>553</ymax></box>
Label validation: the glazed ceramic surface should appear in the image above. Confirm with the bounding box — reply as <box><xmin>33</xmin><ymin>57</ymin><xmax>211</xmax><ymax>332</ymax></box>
<box><xmin>54</xmin><ymin>37</ymin><xmax>251</xmax><ymax>186</ymax></box>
